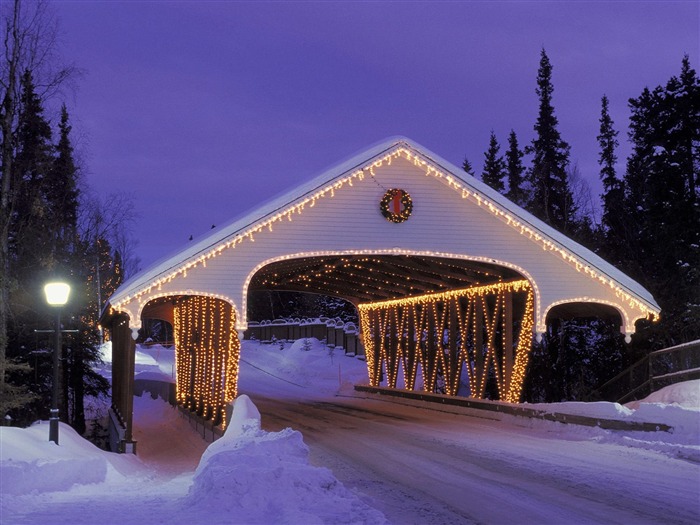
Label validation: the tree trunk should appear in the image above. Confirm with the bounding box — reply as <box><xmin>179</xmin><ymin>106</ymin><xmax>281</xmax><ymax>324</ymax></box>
<box><xmin>0</xmin><ymin>0</ymin><xmax>22</xmax><ymax>406</ymax></box>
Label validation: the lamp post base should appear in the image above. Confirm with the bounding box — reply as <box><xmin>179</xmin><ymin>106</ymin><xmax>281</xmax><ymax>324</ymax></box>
<box><xmin>49</xmin><ymin>408</ymin><xmax>59</xmax><ymax>444</ymax></box>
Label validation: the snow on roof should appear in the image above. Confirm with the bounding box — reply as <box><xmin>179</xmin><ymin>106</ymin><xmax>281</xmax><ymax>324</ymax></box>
<box><xmin>107</xmin><ymin>136</ymin><xmax>659</xmax><ymax>314</ymax></box>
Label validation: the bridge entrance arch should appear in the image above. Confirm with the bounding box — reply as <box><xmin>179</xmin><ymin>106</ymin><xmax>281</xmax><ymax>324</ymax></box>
<box><xmin>102</xmin><ymin>137</ymin><xmax>659</xmax><ymax>452</ymax></box>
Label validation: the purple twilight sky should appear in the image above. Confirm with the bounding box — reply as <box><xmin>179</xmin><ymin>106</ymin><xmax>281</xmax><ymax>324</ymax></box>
<box><xmin>53</xmin><ymin>1</ymin><xmax>699</xmax><ymax>271</ymax></box>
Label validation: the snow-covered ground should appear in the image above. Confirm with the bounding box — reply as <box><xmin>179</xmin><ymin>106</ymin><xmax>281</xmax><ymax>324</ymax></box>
<box><xmin>1</xmin><ymin>338</ymin><xmax>699</xmax><ymax>524</ymax></box>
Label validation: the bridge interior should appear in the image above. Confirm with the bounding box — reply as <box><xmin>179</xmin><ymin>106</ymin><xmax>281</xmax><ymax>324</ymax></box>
<box><xmin>129</xmin><ymin>254</ymin><xmax>533</xmax><ymax>436</ymax></box>
<box><xmin>248</xmin><ymin>254</ymin><xmax>523</xmax><ymax>304</ymax></box>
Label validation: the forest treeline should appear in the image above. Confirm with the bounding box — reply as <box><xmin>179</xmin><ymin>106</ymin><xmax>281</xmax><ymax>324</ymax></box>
<box><xmin>467</xmin><ymin>50</ymin><xmax>699</xmax><ymax>401</ymax></box>
<box><xmin>0</xmin><ymin>1</ymin><xmax>138</xmax><ymax>431</ymax></box>
<box><xmin>1</xmin><ymin>0</ymin><xmax>698</xmax><ymax>436</ymax></box>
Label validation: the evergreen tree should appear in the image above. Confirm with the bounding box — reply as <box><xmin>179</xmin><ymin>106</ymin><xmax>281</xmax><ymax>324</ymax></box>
<box><xmin>525</xmin><ymin>49</ymin><xmax>576</xmax><ymax>233</ymax></box>
<box><xmin>481</xmin><ymin>131</ymin><xmax>506</xmax><ymax>192</ymax></box>
<box><xmin>524</xmin><ymin>318</ymin><xmax>625</xmax><ymax>403</ymax></box>
<box><xmin>618</xmin><ymin>55</ymin><xmax>700</xmax><ymax>347</ymax></box>
<box><xmin>505</xmin><ymin>130</ymin><xmax>527</xmax><ymax>206</ymax></box>
<box><xmin>51</xmin><ymin>108</ymin><xmax>109</xmax><ymax>433</ymax></box>
<box><xmin>6</xmin><ymin>95</ymin><xmax>111</xmax><ymax>430</ymax></box>
<box><xmin>461</xmin><ymin>157</ymin><xmax>475</xmax><ymax>176</ymax></box>
<box><xmin>12</xmin><ymin>70</ymin><xmax>56</xmax><ymax>263</ymax></box>
<box><xmin>597</xmin><ymin>95</ymin><xmax>624</xmax><ymax>250</ymax></box>
<box><xmin>49</xmin><ymin>105</ymin><xmax>80</xmax><ymax>247</ymax></box>
<box><xmin>6</xmin><ymin>70</ymin><xmax>61</xmax><ymax>423</ymax></box>
<box><xmin>1</xmin><ymin>0</ymin><xmax>76</xmax><ymax>414</ymax></box>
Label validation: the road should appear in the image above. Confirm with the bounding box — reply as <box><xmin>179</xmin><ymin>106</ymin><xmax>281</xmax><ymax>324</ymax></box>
<box><xmin>247</xmin><ymin>393</ymin><xmax>699</xmax><ymax>525</ymax></box>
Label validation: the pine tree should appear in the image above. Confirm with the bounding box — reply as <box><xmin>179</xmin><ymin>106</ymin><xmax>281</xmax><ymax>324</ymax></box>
<box><xmin>5</xmin><ymin>70</ymin><xmax>60</xmax><ymax>423</ymax></box>
<box><xmin>462</xmin><ymin>157</ymin><xmax>475</xmax><ymax>176</ymax></box>
<box><xmin>618</xmin><ymin>55</ymin><xmax>700</xmax><ymax>347</ymax></box>
<box><xmin>526</xmin><ymin>49</ymin><xmax>576</xmax><ymax>233</ymax></box>
<box><xmin>505</xmin><ymin>130</ymin><xmax>527</xmax><ymax>206</ymax></box>
<box><xmin>481</xmin><ymin>131</ymin><xmax>506</xmax><ymax>193</ymax></box>
<box><xmin>597</xmin><ymin>95</ymin><xmax>624</xmax><ymax>246</ymax></box>
<box><xmin>49</xmin><ymin>105</ymin><xmax>79</xmax><ymax>248</ymax></box>
<box><xmin>12</xmin><ymin>70</ymin><xmax>56</xmax><ymax>262</ymax></box>
<box><xmin>1</xmin><ymin>0</ymin><xmax>76</xmax><ymax>414</ymax></box>
<box><xmin>52</xmin><ymin>108</ymin><xmax>109</xmax><ymax>433</ymax></box>
<box><xmin>6</xmin><ymin>94</ymin><xmax>111</xmax><ymax>430</ymax></box>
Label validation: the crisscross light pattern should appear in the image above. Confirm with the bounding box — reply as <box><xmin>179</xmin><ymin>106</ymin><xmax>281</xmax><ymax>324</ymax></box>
<box><xmin>358</xmin><ymin>279</ymin><xmax>534</xmax><ymax>403</ymax></box>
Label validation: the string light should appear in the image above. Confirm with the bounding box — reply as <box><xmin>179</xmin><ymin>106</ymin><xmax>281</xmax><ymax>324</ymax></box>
<box><xmin>173</xmin><ymin>296</ymin><xmax>240</xmax><ymax>428</ymax></box>
<box><xmin>109</xmin><ymin>143</ymin><xmax>658</xmax><ymax>336</ymax></box>
<box><xmin>358</xmin><ymin>279</ymin><xmax>534</xmax><ymax>403</ymax></box>
<box><xmin>107</xmin><ymin>141</ymin><xmax>660</xmax><ymax>413</ymax></box>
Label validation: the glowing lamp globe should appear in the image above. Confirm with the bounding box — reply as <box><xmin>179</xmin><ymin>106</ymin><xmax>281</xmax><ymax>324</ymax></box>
<box><xmin>44</xmin><ymin>282</ymin><xmax>71</xmax><ymax>307</ymax></box>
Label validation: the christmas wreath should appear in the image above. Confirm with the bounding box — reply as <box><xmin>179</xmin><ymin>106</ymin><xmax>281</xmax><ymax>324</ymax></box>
<box><xmin>380</xmin><ymin>188</ymin><xmax>413</xmax><ymax>223</ymax></box>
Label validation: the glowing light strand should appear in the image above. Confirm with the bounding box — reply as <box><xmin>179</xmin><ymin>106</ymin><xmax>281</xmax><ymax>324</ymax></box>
<box><xmin>358</xmin><ymin>279</ymin><xmax>534</xmax><ymax>403</ymax></box>
<box><xmin>172</xmin><ymin>296</ymin><xmax>240</xmax><ymax>428</ymax></box>
<box><xmin>112</xmin><ymin>146</ymin><xmax>657</xmax><ymax>329</ymax></box>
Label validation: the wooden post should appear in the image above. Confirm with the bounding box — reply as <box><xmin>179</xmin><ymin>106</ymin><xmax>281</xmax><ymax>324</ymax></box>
<box><xmin>406</xmin><ymin>305</ymin><xmax>416</xmax><ymax>390</ymax></box>
<box><xmin>425</xmin><ymin>302</ymin><xmax>437</xmax><ymax>392</ymax></box>
<box><xmin>474</xmin><ymin>296</ymin><xmax>485</xmax><ymax>398</ymax></box>
<box><xmin>504</xmin><ymin>290</ymin><xmax>514</xmax><ymax>393</ymax></box>
<box><xmin>388</xmin><ymin>307</ymin><xmax>399</xmax><ymax>388</ymax></box>
<box><xmin>447</xmin><ymin>296</ymin><xmax>460</xmax><ymax>395</ymax></box>
<box><xmin>372</xmin><ymin>310</ymin><xmax>382</xmax><ymax>385</ymax></box>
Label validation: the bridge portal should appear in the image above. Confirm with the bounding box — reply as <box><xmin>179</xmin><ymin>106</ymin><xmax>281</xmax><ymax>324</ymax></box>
<box><xmin>102</xmin><ymin>137</ymin><xmax>659</xmax><ymax>452</ymax></box>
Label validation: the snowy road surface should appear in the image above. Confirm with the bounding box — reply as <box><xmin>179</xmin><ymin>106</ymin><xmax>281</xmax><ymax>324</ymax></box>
<box><xmin>3</xmin><ymin>340</ymin><xmax>699</xmax><ymax>525</ymax></box>
<box><xmin>248</xmin><ymin>393</ymin><xmax>699</xmax><ymax>525</ymax></box>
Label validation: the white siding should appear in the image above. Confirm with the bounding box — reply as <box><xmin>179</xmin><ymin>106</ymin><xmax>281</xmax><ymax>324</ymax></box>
<box><xmin>111</xmin><ymin>140</ymin><xmax>659</xmax><ymax>339</ymax></box>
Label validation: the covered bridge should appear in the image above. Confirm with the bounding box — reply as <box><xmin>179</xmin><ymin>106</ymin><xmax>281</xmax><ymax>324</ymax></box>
<box><xmin>101</xmin><ymin>137</ymin><xmax>659</xmax><ymax>452</ymax></box>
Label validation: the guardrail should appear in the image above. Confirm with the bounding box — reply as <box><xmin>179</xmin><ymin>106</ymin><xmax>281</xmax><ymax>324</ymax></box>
<box><xmin>592</xmin><ymin>340</ymin><xmax>700</xmax><ymax>404</ymax></box>
<box><xmin>244</xmin><ymin>317</ymin><xmax>364</xmax><ymax>356</ymax></box>
<box><xmin>354</xmin><ymin>386</ymin><xmax>672</xmax><ymax>432</ymax></box>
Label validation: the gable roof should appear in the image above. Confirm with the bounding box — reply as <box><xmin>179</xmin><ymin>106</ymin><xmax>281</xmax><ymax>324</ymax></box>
<box><xmin>107</xmin><ymin>137</ymin><xmax>660</xmax><ymax>316</ymax></box>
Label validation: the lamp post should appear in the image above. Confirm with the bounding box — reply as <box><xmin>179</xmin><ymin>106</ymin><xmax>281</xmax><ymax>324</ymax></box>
<box><xmin>44</xmin><ymin>281</ymin><xmax>70</xmax><ymax>445</ymax></box>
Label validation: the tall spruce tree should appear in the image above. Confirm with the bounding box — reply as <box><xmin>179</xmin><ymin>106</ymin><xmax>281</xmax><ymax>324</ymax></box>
<box><xmin>596</xmin><ymin>95</ymin><xmax>624</xmax><ymax>259</ymax></box>
<box><xmin>13</xmin><ymin>70</ymin><xmax>55</xmax><ymax>262</ymax></box>
<box><xmin>6</xmin><ymin>70</ymin><xmax>62</xmax><ymax>422</ymax></box>
<box><xmin>52</xmin><ymin>107</ymin><xmax>109</xmax><ymax>433</ymax></box>
<box><xmin>505</xmin><ymin>130</ymin><xmax>527</xmax><ymax>206</ymax></box>
<box><xmin>526</xmin><ymin>49</ymin><xmax>576</xmax><ymax>233</ymax></box>
<box><xmin>481</xmin><ymin>131</ymin><xmax>506</xmax><ymax>192</ymax></box>
<box><xmin>7</xmin><ymin>91</ymin><xmax>110</xmax><ymax>430</ymax></box>
<box><xmin>1</xmin><ymin>0</ymin><xmax>75</xmax><ymax>415</ymax></box>
<box><xmin>462</xmin><ymin>156</ymin><xmax>475</xmax><ymax>176</ymax></box>
<box><xmin>50</xmin><ymin>105</ymin><xmax>79</xmax><ymax>247</ymax></box>
<box><xmin>617</xmin><ymin>56</ymin><xmax>700</xmax><ymax>347</ymax></box>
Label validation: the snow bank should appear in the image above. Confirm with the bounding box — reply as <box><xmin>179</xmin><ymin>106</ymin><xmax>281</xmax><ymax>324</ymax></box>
<box><xmin>627</xmin><ymin>379</ymin><xmax>700</xmax><ymax>410</ymax></box>
<box><xmin>518</xmin><ymin>380</ymin><xmax>699</xmax><ymax>436</ymax></box>
<box><xmin>0</xmin><ymin>422</ymin><xmax>106</xmax><ymax>495</ymax></box>
<box><xmin>185</xmin><ymin>395</ymin><xmax>387</xmax><ymax>525</ymax></box>
<box><xmin>0</xmin><ymin>421</ymin><xmax>140</xmax><ymax>496</ymax></box>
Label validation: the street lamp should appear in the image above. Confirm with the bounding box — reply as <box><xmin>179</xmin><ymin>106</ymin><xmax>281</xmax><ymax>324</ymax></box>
<box><xmin>44</xmin><ymin>281</ymin><xmax>70</xmax><ymax>444</ymax></box>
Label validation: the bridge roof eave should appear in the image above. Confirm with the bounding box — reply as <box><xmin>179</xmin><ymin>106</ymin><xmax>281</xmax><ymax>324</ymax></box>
<box><xmin>104</xmin><ymin>136</ymin><xmax>660</xmax><ymax>321</ymax></box>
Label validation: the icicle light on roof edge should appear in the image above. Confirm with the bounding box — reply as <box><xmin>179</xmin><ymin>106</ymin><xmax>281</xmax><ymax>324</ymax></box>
<box><xmin>110</xmin><ymin>145</ymin><xmax>659</xmax><ymax>330</ymax></box>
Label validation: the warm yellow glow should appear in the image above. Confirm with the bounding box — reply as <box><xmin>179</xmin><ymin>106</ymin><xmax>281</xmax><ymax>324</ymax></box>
<box><xmin>241</xmin><ymin>250</ymin><xmax>541</xmax><ymax>332</ymax></box>
<box><xmin>173</xmin><ymin>296</ymin><xmax>240</xmax><ymax>428</ymax></box>
<box><xmin>359</xmin><ymin>279</ymin><xmax>534</xmax><ymax>403</ymax></box>
<box><xmin>112</xmin><ymin>143</ymin><xmax>658</xmax><ymax>335</ymax></box>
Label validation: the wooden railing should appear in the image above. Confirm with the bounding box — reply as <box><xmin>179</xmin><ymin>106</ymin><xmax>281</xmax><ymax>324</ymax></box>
<box><xmin>245</xmin><ymin>318</ymin><xmax>364</xmax><ymax>356</ymax></box>
<box><xmin>592</xmin><ymin>340</ymin><xmax>700</xmax><ymax>404</ymax></box>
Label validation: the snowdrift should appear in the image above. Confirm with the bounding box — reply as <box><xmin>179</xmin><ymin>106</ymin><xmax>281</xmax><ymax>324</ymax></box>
<box><xmin>185</xmin><ymin>395</ymin><xmax>386</xmax><ymax>524</ymax></box>
<box><xmin>0</xmin><ymin>421</ymin><xmax>126</xmax><ymax>495</ymax></box>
